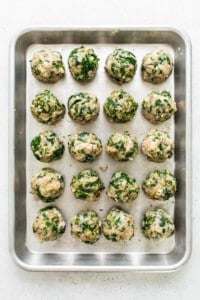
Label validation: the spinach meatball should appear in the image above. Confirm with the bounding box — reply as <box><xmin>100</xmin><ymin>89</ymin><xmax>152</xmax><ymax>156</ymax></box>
<box><xmin>68</xmin><ymin>132</ymin><xmax>102</xmax><ymax>162</ymax></box>
<box><xmin>105</xmin><ymin>131</ymin><xmax>138</xmax><ymax>161</ymax></box>
<box><xmin>142</xmin><ymin>170</ymin><xmax>177</xmax><ymax>200</ymax></box>
<box><xmin>104</xmin><ymin>89</ymin><xmax>138</xmax><ymax>123</ymax></box>
<box><xmin>70</xmin><ymin>210</ymin><xmax>101</xmax><ymax>244</ymax></box>
<box><xmin>70</xmin><ymin>169</ymin><xmax>104</xmax><ymax>202</ymax></box>
<box><xmin>102</xmin><ymin>207</ymin><xmax>135</xmax><ymax>242</ymax></box>
<box><xmin>142</xmin><ymin>50</ymin><xmax>173</xmax><ymax>84</ymax></box>
<box><xmin>142</xmin><ymin>208</ymin><xmax>175</xmax><ymax>240</ymax></box>
<box><xmin>68</xmin><ymin>46</ymin><xmax>99</xmax><ymax>81</ymax></box>
<box><xmin>31</xmin><ymin>90</ymin><xmax>66</xmax><ymax>124</ymax></box>
<box><xmin>32</xmin><ymin>206</ymin><xmax>66</xmax><ymax>242</ymax></box>
<box><xmin>105</xmin><ymin>48</ymin><xmax>137</xmax><ymax>84</ymax></box>
<box><xmin>141</xmin><ymin>129</ymin><xmax>174</xmax><ymax>163</ymax></box>
<box><xmin>30</xmin><ymin>50</ymin><xmax>65</xmax><ymax>83</ymax></box>
<box><xmin>31</xmin><ymin>168</ymin><xmax>65</xmax><ymax>203</ymax></box>
<box><xmin>142</xmin><ymin>90</ymin><xmax>177</xmax><ymax>124</ymax></box>
<box><xmin>107</xmin><ymin>171</ymin><xmax>140</xmax><ymax>203</ymax></box>
<box><xmin>68</xmin><ymin>92</ymin><xmax>100</xmax><ymax>124</ymax></box>
<box><xmin>31</xmin><ymin>131</ymin><xmax>65</xmax><ymax>162</ymax></box>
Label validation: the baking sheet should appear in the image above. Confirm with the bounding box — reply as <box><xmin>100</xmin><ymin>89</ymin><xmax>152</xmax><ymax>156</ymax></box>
<box><xmin>26</xmin><ymin>43</ymin><xmax>175</xmax><ymax>254</ymax></box>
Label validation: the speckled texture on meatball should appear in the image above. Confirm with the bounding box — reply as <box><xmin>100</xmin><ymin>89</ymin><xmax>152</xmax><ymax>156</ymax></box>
<box><xmin>68</xmin><ymin>46</ymin><xmax>99</xmax><ymax>81</ymax></box>
<box><xmin>31</xmin><ymin>90</ymin><xmax>66</xmax><ymax>124</ymax></box>
<box><xmin>142</xmin><ymin>50</ymin><xmax>173</xmax><ymax>84</ymax></box>
<box><xmin>104</xmin><ymin>89</ymin><xmax>138</xmax><ymax>123</ymax></box>
<box><xmin>70</xmin><ymin>169</ymin><xmax>104</xmax><ymax>202</ymax></box>
<box><xmin>105</xmin><ymin>48</ymin><xmax>137</xmax><ymax>84</ymax></box>
<box><xmin>68</xmin><ymin>132</ymin><xmax>102</xmax><ymax>162</ymax></box>
<box><xmin>107</xmin><ymin>171</ymin><xmax>140</xmax><ymax>204</ymax></box>
<box><xmin>141</xmin><ymin>129</ymin><xmax>174</xmax><ymax>162</ymax></box>
<box><xmin>142</xmin><ymin>208</ymin><xmax>175</xmax><ymax>240</ymax></box>
<box><xmin>102</xmin><ymin>207</ymin><xmax>135</xmax><ymax>242</ymax></box>
<box><xmin>32</xmin><ymin>206</ymin><xmax>66</xmax><ymax>242</ymax></box>
<box><xmin>68</xmin><ymin>92</ymin><xmax>100</xmax><ymax>124</ymax></box>
<box><xmin>70</xmin><ymin>210</ymin><xmax>101</xmax><ymax>244</ymax></box>
<box><xmin>30</xmin><ymin>50</ymin><xmax>65</xmax><ymax>83</ymax></box>
<box><xmin>31</xmin><ymin>168</ymin><xmax>65</xmax><ymax>203</ymax></box>
<box><xmin>142</xmin><ymin>90</ymin><xmax>177</xmax><ymax>124</ymax></box>
<box><xmin>142</xmin><ymin>170</ymin><xmax>177</xmax><ymax>200</ymax></box>
<box><xmin>31</xmin><ymin>131</ymin><xmax>64</xmax><ymax>162</ymax></box>
<box><xmin>105</xmin><ymin>131</ymin><xmax>138</xmax><ymax>161</ymax></box>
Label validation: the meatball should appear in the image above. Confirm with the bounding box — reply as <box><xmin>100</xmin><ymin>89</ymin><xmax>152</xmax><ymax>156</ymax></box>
<box><xmin>104</xmin><ymin>89</ymin><xmax>138</xmax><ymax>123</ymax></box>
<box><xmin>142</xmin><ymin>90</ymin><xmax>177</xmax><ymax>124</ymax></box>
<box><xmin>32</xmin><ymin>206</ymin><xmax>66</xmax><ymax>242</ymax></box>
<box><xmin>70</xmin><ymin>169</ymin><xmax>104</xmax><ymax>202</ymax></box>
<box><xmin>31</xmin><ymin>90</ymin><xmax>66</xmax><ymax>125</ymax></box>
<box><xmin>105</xmin><ymin>48</ymin><xmax>137</xmax><ymax>84</ymax></box>
<box><xmin>142</xmin><ymin>208</ymin><xmax>175</xmax><ymax>240</ymax></box>
<box><xmin>102</xmin><ymin>207</ymin><xmax>135</xmax><ymax>242</ymax></box>
<box><xmin>142</xmin><ymin>170</ymin><xmax>177</xmax><ymax>200</ymax></box>
<box><xmin>31</xmin><ymin>131</ymin><xmax>64</xmax><ymax>162</ymax></box>
<box><xmin>141</xmin><ymin>129</ymin><xmax>174</xmax><ymax>162</ymax></box>
<box><xmin>30</xmin><ymin>50</ymin><xmax>65</xmax><ymax>83</ymax></box>
<box><xmin>68</xmin><ymin>46</ymin><xmax>99</xmax><ymax>81</ymax></box>
<box><xmin>105</xmin><ymin>131</ymin><xmax>138</xmax><ymax>161</ymax></box>
<box><xmin>68</xmin><ymin>131</ymin><xmax>102</xmax><ymax>162</ymax></box>
<box><xmin>68</xmin><ymin>92</ymin><xmax>100</xmax><ymax>124</ymax></box>
<box><xmin>107</xmin><ymin>171</ymin><xmax>140</xmax><ymax>204</ymax></box>
<box><xmin>142</xmin><ymin>50</ymin><xmax>173</xmax><ymax>84</ymax></box>
<box><xmin>31</xmin><ymin>168</ymin><xmax>65</xmax><ymax>203</ymax></box>
<box><xmin>70</xmin><ymin>210</ymin><xmax>101</xmax><ymax>244</ymax></box>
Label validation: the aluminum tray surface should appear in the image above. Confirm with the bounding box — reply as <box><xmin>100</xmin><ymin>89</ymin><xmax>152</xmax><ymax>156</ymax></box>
<box><xmin>9</xmin><ymin>27</ymin><xmax>192</xmax><ymax>272</ymax></box>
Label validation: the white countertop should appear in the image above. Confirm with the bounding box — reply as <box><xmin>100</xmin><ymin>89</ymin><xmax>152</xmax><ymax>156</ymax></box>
<box><xmin>0</xmin><ymin>0</ymin><xmax>199</xmax><ymax>299</ymax></box>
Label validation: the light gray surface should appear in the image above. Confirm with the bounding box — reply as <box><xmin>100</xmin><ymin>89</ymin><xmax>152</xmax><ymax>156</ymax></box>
<box><xmin>0</xmin><ymin>0</ymin><xmax>199</xmax><ymax>298</ymax></box>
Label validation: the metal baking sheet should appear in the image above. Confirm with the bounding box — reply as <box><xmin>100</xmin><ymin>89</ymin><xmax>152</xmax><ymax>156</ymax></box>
<box><xmin>9</xmin><ymin>27</ymin><xmax>192</xmax><ymax>272</ymax></box>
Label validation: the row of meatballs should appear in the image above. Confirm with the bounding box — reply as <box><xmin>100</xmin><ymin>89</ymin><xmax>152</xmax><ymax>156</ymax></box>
<box><xmin>31</xmin><ymin>89</ymin><xmax>177</xmax><ymax>125</ymax></box>
<box><xmin>31</xmin><ymin>130</ymin><xmax>174</xmax><ymax>163</ymax></box>
<box><xmin>30</xmin><ymin>47</ymin><xmax>173</xmax><ymax>84</ymax></box>
<box><xmin>31</xmin><ymin>168</ymin><xmax>177</xmax><ymax>204</ymax></box>
<box><xmin>33</xmin><ymin>206</ymin><xmax>175</xmax><ymax>244</ymax></box>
